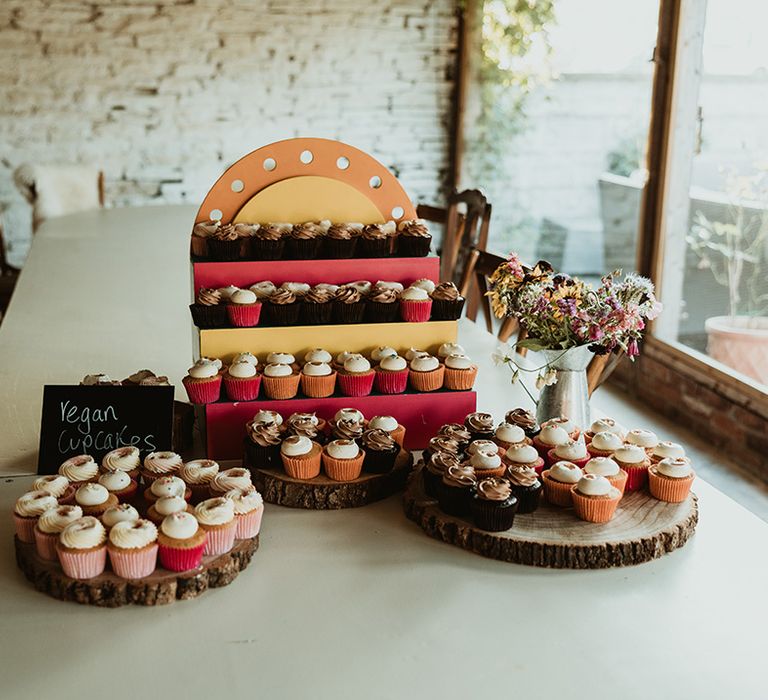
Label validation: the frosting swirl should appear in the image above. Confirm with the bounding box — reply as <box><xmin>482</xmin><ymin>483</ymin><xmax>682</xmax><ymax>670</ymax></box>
<box><xmin>476</xmin><ymin>477</ymin><xmax>512</xmax><ymax>501</ymax></box>
<box><xmin>426</xmin><ymin>451</ymin><xmax>460</xmax><ymax>475</ymax></box>
<box><xmin>505</xmin><ymin>408</ymin><xmax>539</xmax><ymax>434</ymax></box>
<box><xmin>588</xmin><ymin>417</ymin><xmax>625</xmax><ymax>436</ymax></box>
<box><xmin>397</xmin><ymin>219</ymin><xmax>430</xmax><ymax>237</ymax></box>
<box><xmin>196</xmin><ymin>287</ymin><xmax>222</xmax><ymax>306</ymax></box>
<box><xmin>246</xmin><ymin>421</ymin><xmax>283</xmax><ymax>447</ymax></box>
<box><xmin>379</xmin><ymin>355</ymin><xmax>407</xmax><ymax>371</ymax></box>
<box><xmin>269</xmin><ymin>289</ymin><xmax>297</xmax><ymax>305</ymax></box>
<box><xmin>334</xmin><ymin>286</ymin><xmax>362</xmax><ymax>304</ymax></box>
<box><xmin>193</xmin><ymin>219</ymin><xmax>220</xmax><ymax>237</ymax></box>
<box><xmin>431</xmin><ymin>282</ymin><xmax>461</xmax><ymax>301</ymax></box>
<box><xmin>211</xmin><ymin>468</ymin><xmax>252</xmax><ymax>493</ymax></box>
<box><xmin>286</xmin><ymin>413</ymin><xmax>321</xmax><ymax>440</ymax></box>
<box><xmin>109</xmin><ymin>519</ymin><xmax>158</xmax><ymax>549</ymax></box>
<box><xmin>59</xmin><ymin>454</ymin><xmax>98</xmax><ymax>482</ymax></box>
<box><xmin>361</xmin><ymin>428</ymin><xmax>397</xmax><ymax>452</ymax></box>
<box><xmin>143</xmin><ymin>451</ymin><xmax>182</xmax><ymax>475</ymax></box>
<box><xmin>657</xmin><ymin>457</ymin><xmax>693</xmax><ymax>479</ymax></box>
<box><xmin>59</xmin><ymin>516</ymin><xmax>106</xmax><ymax>549</ymax></box>
<box><xmin>437</xmin><ymin>423</ymin><xmax>471</xmax><ymax>445</ymax></box>
<box><xmin>15</xmin><ymin>490</ymin><xmax>58</xmax><ymax>517</ymax></box>
<box><xmin>442</xmin><ymin>464</ymin><xmax>477</xmax><ymax>488</ymax></box>
<box><xmin>180</xmin><ymin>459</ymin><xmax>220</xmax><ymax>484</ymax></box>
<box><xmin>102</xmin><ymin>504</ymin><xmax>140</xmax><ymax>528</ymax></box>
<box><xmin>224</xmin><ymin>486</ymin><xmax>263</xmax><ymax>515</ymax></box>
<box><xmin>195</xmin><ymin>497</ymin><xmax>235</xmax><ymax>526</ymax></box>
<box><xmin>465</xmin><ymin>412</ymin><xmax>494</xmax><ymax>433</ymax></box>
<box><xmin>506</xmin><ymin>466</ymin><xmax>539</xmax><ymax>488</ymax></box>
<box><xmin>101</xmin><ymin>447</ymin><xmax>139</xmax><ymax>473</ymax></box>
<box><xmin>334</xmin><ymin>418</ymin><xmax>364</xmax><ymax>441</ymax></box>
<box><xmin>32</xmin><ymin>474</ymin><xmax>70</xmax><ymax>498</ymax></box>
<box><xmin>37</xmin><ymin>505</ymin><xmax>83</xmax><ymax>534</ymax></box>
<box><xmin>281</xmin><ymin>435</ymin><xmax>313</xmax><ymax>457</ymax></box>
<box><xmin>369</xmin><ymin>287</ymin><xmax>399</xmax><ymax>304</ymax></box>
<box><xmin>428</xmin><ymin>435</ymin><xmax>461</xmax><ymax>455</ymax></box>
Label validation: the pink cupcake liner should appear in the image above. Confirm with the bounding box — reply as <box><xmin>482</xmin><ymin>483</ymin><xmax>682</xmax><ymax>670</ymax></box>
<box><xmin>57</xmin><ymin>546</ymin><xmax>107</xmax><ymax>580</ymax></box>
<box><xmin>227</xmin><ymin>303</ymin><xmax>263</xmax><ymax>327</ymax></box>
<box><xmin>223</xmin><ymin>374</ymin><xmax>262</xmax><ymax>401</ymax></box>
<box><xmin>33</xmin><ymin>528</ymin><xmax>59</xmax><ymax>561</ymax></box>
<box><xmin>400</xmin><ymin>299</ymin><xmax>433</xmax><ymax>322</ymax></box>
<box><xmin>203</xmin><ymin>521</ymin><xmax>237</xmax><ymax>556</ymax></box>
<box><xmin>13</xmin><ymin>514</ymin><xmax>37</xmax><ymax>543</ymax></box>
<box><xmin>109</xmin><ymin>544</ymin><xmax>159</xmax><ymax>579</ymax></box>
<box><xmin>622</xmin><ymin>463</ymin><xmax>650</xmax><ymax>492</ymax></box>
<box><xmin>182</xmin><ymin>375</ymin><xmax>222</xmax><ymax>404</ymax></box>
<box><xmin>158</xmin><ymin>540</ymin><xmax>206</xmax><ymax>572</ymax></box>
<box><xmin>374</xmin><ymin>369</ymin><xmax>409</xmax><ymax>394</ymax></box>
<box><xmin>235</xmin><ymin>507</ymin><xmax>263</xmax><ymax>539</ymax></box>
<box><xmin>337</xmin><ymin>371</ymin><xmax>375</xmax><ymax>397</ymax></box>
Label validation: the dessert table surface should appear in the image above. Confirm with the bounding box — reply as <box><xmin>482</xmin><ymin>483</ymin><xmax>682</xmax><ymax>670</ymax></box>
<box><xmin>0</xmin><ymin>206</ymin><xmax>765</xmax><ymax>700</ymax></box>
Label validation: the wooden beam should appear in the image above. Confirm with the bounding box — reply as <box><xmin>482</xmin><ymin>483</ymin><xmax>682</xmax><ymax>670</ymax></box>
<box><xmin>447</xmin><ymin>0</ymin><xmax>473</xmax><ymax>192</ymax></box>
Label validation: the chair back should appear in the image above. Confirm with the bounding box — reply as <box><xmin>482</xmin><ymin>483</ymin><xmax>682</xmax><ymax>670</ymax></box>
<box><xmin>440</xmin><ymin>189</ymin><xmax>491</xmax><ymax>284</ymax></box>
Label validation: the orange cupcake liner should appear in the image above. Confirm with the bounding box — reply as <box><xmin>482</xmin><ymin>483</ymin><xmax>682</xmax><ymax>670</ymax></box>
<box><xmin>409</xmin><ymin>365</ymin><xmax>445</xmax><ymax>392</ymax></box>
<box><xmin>648</xmin><ymin>469</ymin><xmax>695</xmax><ymax>503</ymax></box>
<box><xmin>322</xmin><ymin>450</ymin><xmax>365</xmax><ymax>482</ymax></box>
<box><xmin>262</xmin><ymin>373</ymin><xmax>301</xmax><ymax>400</ymax></box>
<box><xmin>300</xmin><ymin>371</ymin><xmax>337</xmax><ymax>398</ymax></box>
<box><xmin>608</xmin><ymin>469</ymin><xmax>628</xmax><ymax>495</ymax></box>
<box><xmin>443</xmin><ymin>365</ymin><xmax>478</xmax><ymax>391</ymax></box>
<box><xmin>541</xmin><ymin>471</ymin><xmax>576</xmax><ymax>507</ymax></box>
<box><xmin>473</xmin><ymin>466</ymin><xmax>507</xmax><ymax>480</ymax></box>
<box><xmin>391</xmin><ymin>424</ymin><xmax>406</xmax><ymax>447</ymax></box>
<box><xmin>281</xmin><ymin>443</ymin><xmax>322</xmax><ymax>480</ymax></box>
<box><xmin>570</xmin><ymin>488</ymin><xmax>621</xmax><ymax>523</ymax></box>
<box><xmin>587</xmin><ymin>445</ymin><xmax>615</xmax><ymax>458</ymax></box>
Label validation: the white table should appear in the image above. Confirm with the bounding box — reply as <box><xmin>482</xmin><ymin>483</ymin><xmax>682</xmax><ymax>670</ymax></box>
<box><xmin>0</xmin><ymin>207</ymin><xmax>765</xmax><ymax>699</ymax></box>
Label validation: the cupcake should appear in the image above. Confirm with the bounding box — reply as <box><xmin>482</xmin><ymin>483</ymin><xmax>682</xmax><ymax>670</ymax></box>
<box><xmin>437</xmin><ymin>464</ymin><xmax>477</xmax><ymax>516</ymax></box>
<box><xmin>368</xmin><ymin>415</ymin><xmax>405</xmax><ymax>447</ymax></box>
<box><xmin>122</xmin><ymin>369</ymin><xmax>161</xmax><ymax>386</ymax></box>
<box><xmin>437</xmin><ymin>423</ymin><xmax>472</xmax><ymax>450</ymax></box>
<box><xmin>408</xmin><ymin>354</ymin><xmax>444</xmax><ymax>392</ymax></box>
<box><xmin>223</xmin><ymin>360</ymin><xmax>262</xmax><ymax>401</ymax></box>
<box><xmin>547</xmin><ymin>439</ymin><xmax>590</xmax><ymax>469</ymax></box>
<box><xmin>322</xmin><ymin>439</ymin><xmax>365</xmax><ymax>481</ymax></box>
<box><xmin>585</xmin><ymin>417</ymin><xmax>626</xmax><ymax>442</ymax></box>
<box><xmin>280</xmin><ymin>281</ymin><xmax>311</xmax><ymax>297</ymax></box>
<box><xmin>374</xmin><ymin>354</ymin><xmax>409</xmax><ymax>394</ymax></box>
<box><xmin>57</xmin><ymin>516</ymin><xmax>108</xmax><ymax>579</ymax></box>
<box><xmin>333</xmin><ymin>416</ymin><xmax>365</xmax><ymax>444</ymax></box>
<box><xmin>423</xmin><ymin>451</ymin><xmax>460</xmax><ymax>497</ymax></box>
<box><xmin>143</xmin><ymin>476</ymin><xmax>190</xmax><ymax>510</ymax></box>
<box><xmin>13</xmin><ymin>490</ymin><xmax>58</xmax><ymax>542</ymax></box>
<box><xmin>437</xmin><ymin>342</ymin><xmax>464</xmax><ymax>359</ymax></box>
<box><xmin>584</xmin><ymin>457</ymin><xmax>628</xmax><ymax>495</ymax></box>
<box><xmin>541</xmin><ymin>461</ymin><xmax>583</xmax><ymax>507</ymax></box>
<box><xmin>505</xmin><ymin>408</ymin><xmax>541</xmax><ymax>440</ymax></box>
<box><xmin>333</xmin><ymin>407</ymin><xmax>365</xmax><ymax>425</ymax></box>
<box><xmin>541</xmin><ymin>416</ymin><xmax>580</xmax><ymax>441</ymax></box>
<box><xmin>468</xmin><ymin>449</ymin><xmax>506</xmax><ymax>479</ymax></box>
<box><xmin>323</xmin><ymin>222</ymin><xmax>360</xmax><ymax>258</ymax></box>
<box><xmin>208</xmin><ymin>223</ymin><xmax>242</xmax><ymax>261</ymax></box>
<box><xmin>373</xmin><ymin>280</ymin><xmax>404</xmax><ymax>293</ymax></box>
<box><xmin>300</xmin><ymin>286</ymin><xmax>334</xmax><ymax>325</ymax></box>
<box><xmin>108</xmin><ymin>519</ymin><xmax>159</xmax><ymax>579</ymax></box>
<box><xmin>101</xmin><ymin>447</ymin><xmax>140</xmax><ymax>480</ymax></box>
<box><xmin>266</xmin><ymin>351</ymin><xmax>299</xmax><ymax>370</ymax></box>
<box><xmin>304</xmin><ymin>348</ymin><xmax>332</xmax><ymax>364</ymax></box>
<box><xmin>146</xmin><ymin>496</ymin><xmax>191</xmax><ymax>526</ymax></box>
<box><xmin>332</xmin><ymin>285</ymin><xmax>366</xmax><ymax>324</ymax></box>
<box><xmin>612</xmin><ymin>444</ymin><xmax>651</xmax><ymax>492</ymax></box>
<box><xmin>399</xmin><ymin>285</ymin><xmax>432</xmax><ymax>322</ymax></box>
<box><xmin>370</xmin><ymin>346</ymin><xmax>397</xmax><ymax>363</ymax></box>
<box><xmin>253</xmin><ymin>409</ymin><xmax>285</xmax><ymax>426</ymax></box>
<box><xmin>361</xmin><ymin>429</ymin><xmax>399</xmax><ymax>474</ymax></box>
<box><xmin>587</xmin><ymin>431</ymin><xmax>624</xmax><ymax>458</ymax></box>
<box><xmin>195</xmin><ymin>497</ymin><xmax>237</xmax><ymax>556</ymax></box>
<box><xmin>430</xmin><ymin>282</ymin><xmax>465</xmax><ymax>321</ymax></box>
<box><xmin>625</xmin><ymin>429</ymin><xmax>659</xmax><ymax>454</ymax></box>
<box><xmin>209</xmin><ymin>467</ymin><xmax>252</xmax><ymax>496</ymax></box>
<box><xmin>97</xmin><ymin>471</ymin><xmax>138</xmax><ymax>503</ymax></box>
<box><xmin>425</xmin><ymin>435</ymin><xmax>462</xmax><ymax>463</ymax></box>
<box><xmin>505</xmin><ymin>466</ymin><xmax>542</xmax><ymax>513</ymax></box>
<box><xmin>464</xmin><ymin>412</ymin><xmax>495</xmax><ymax>441</ymax></box>
<box><xmin>141</xmin><ymin>451</ymin><xmax>183</xmax><ymax>484</ymax></box>
<box><xmin>34</xmin><ymin>505</ymin><xmax>83</xmax><ymax>561</ymax></box>
<box><xmin>280</xmin><ymin>436</ymin><xmax>322</xmax><ymax>480</ymax></box>
<box><xmin>571</xmin><ymin>475</ymin><xmax>622</xmax><ymax>523</ymax></box>
<box><xmin>227</xmin><ymin>288</ymin><xmax>263</xmax><ymax>328</ymax></box>
<box><xmin>190</xmin><ymin>287</ymin><xmax>228</xmax><ymax>329</ymax></box>
<box><xmin>249</xmin><ymin>281</ymin><xmax>277</xmax><ymax>300</ymax></box>
<box><xmin>493</xmin><ymin>422</ymin><xmax>529</xmax><ymax>451</ymax></box>
<box><xmin>651</xmin><ymin>441</ymin><xmax>686</xmax><ymax>464</ymax></box>
<box><xmin>470</xmin><ymin>478</ymin><xmax>518</xmax><ymax>532</ymax></box>
<box><xmin>157</xmin><ymin>512</ymin><xmax>207</xmax><ymax>572</ymax></box>
<box><xmin>503</xmin><ymin>442</ymin><xmax>545</xmax><ymax>477</ymax></box>
<box><xmin>59</xmin><ymin>454</ymin><xmax>99</xmax><ymax>486</ymax></box>
<box><xmin>33</xmin><ymin>474</ymin><xmax>75</xmax><ymax>505</ymax></box>
<box><xmin>224</xmin><ymin>486</ymin><xmax>264</xmax><ymax>539</ymax></box>
<box><xmin>648</xmin><ymin>458</ymin><xmax>695</xmax><ymax>503</ymax></box>
<box><xmin>443</xmin><ymin>353</ymin><xmax>477</xmax><ymax>390</ymax></box>
<box><xmin>182</xmin><ymin>359</ymin><xmax>222</xmax><ymax>404</ymax></box>
<box><xmin>337</xmin><ymin>354</ymin><xmax>375</xmax><ymax>397</ymax></box>
<box><xmin>532</xmin><ymin>423</ymin><xmax>571</xmax><ymax>458</ymax></box>
<box><xmin>285</xmin><ymin>221</ymin><xmax>324</xmax><ymax>259</ymax></box>
<box><xmin>217</xmin><ymin>285</ymin><xmax>240</xmax><ymax>303</ymax></box>
<box><xmin>250</xmin><ymin>223</ymin><xmax>286</xmax><ymax>260</ymax></box>
<box><xmin>266</xmin><ymin>288</ymin><xmax>301</xmax><ymax>326</ymax></box>
<box><xmin>359</xmin><ymin>221</ymin><xmax>395</xmax><ymax>257</ymax></box>
<box><xmin>102</xmin><ymin>503</ymin><xmax>140</xmax><ymax>529</ymax></box>
<box><xmin>466</xmin><ymin>439</ymin><xmax>499</xmax><ymax>456</ymax></box>
<box><xmin>191</xmin><ymin>219</ymin><xmax>218</xmax><ymax>259</ymax></box>
<box><xmin>74</xmin><ymin>483</ymin><xmax>118</xmax><ymax>518</ymax></box>
<box><xmin>179</xmin><ymin>459</ymin><xmax>220</xmax><ymax>503</ymax></box>
<box><xmin>261</xmin><ymin>363</ymin><xmax>301</xmax><ymax>400</ymax></box>
<box><xmin>396</xmin><ymin>219</ymin><xmax>432</xmax><ymax>257</ymax></box>
<box><xmin>301</xmin><ymin>361</ymin><xmax>337</xmax><ymax>398</ymax></box>
<box><xmin>285</xmin><ymin>412</ymin><xmax>327</xmax><ymax>445</ymax></box>
<box><xmin>365</xmin><ymin>285</ymin><xmax>400</xmax><ymax>323</ymax></box>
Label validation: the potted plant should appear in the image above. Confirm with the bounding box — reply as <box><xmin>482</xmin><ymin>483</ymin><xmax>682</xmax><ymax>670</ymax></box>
<box><xmin>687</xmin><ymin>170</ymin><xmax>768</xmax><ymax>385</ymax></box>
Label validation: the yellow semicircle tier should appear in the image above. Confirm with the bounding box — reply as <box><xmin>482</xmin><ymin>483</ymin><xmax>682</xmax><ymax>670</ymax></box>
<box><xmin>233</xmin><ymin>176</ymin><xmax>386</xmax><ymax>224</ymax></box>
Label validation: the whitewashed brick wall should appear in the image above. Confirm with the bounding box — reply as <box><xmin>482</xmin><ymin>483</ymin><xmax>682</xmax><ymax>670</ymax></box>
<box><xmin>0</xmin><ymin>0</ymin><xmax>458</xmax><ymax>265</ymax></box>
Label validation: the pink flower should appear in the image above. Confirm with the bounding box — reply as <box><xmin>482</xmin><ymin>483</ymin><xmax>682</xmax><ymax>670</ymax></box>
<box><xmin>506</xmin><ymin>253</ymin><xmax>524</xmax><ymax>280</ymax></box>
<box><xmin>627</xmin><ymin>339</ymin><xmax>639</xmax><ymax>357</ymax></box>
<box><xmin>647</xmin><ymin>299</ymin><xmax>663</xmax><ymax>320</ymax></box>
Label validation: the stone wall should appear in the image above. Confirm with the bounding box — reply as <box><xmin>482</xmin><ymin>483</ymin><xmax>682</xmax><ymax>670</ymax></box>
<box><xmin>0</xmin><ymin>0</ymin><xmax>458</xmax><ymax>266</ymax></box>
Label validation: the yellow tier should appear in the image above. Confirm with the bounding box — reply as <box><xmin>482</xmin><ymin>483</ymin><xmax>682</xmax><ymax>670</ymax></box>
<box><xmin>198</xmin><ymin>321</ymin><xmax>458</xmax><ymax>363</ymax></box>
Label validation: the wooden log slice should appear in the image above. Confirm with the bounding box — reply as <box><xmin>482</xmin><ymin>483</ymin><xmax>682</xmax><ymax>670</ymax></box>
<box><xmin>403</xmin><ymin>468</ymin><xmax>698</xmax><ymax>569</ymax></box>
<box><xmin>14</xmin><ymin>535</ymin><xmax>259</xmax><ymax>607</ymax></box>
<box><xmin>250</xmin><ymin>450</ymin><xmax>414</xmax><ymax>509</ymax></box>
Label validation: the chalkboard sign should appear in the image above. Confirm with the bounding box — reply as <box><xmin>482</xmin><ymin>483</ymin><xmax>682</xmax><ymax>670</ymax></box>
<box><xmin>37</xmin><ymin>385</ymin><xmax>175</xmax><ymax>474</ymax></box>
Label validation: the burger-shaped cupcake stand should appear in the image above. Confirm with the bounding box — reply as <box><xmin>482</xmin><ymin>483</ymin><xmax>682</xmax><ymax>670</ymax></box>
<box><xmin>188</xmin><ymin>138</ymin><xmax>477</xmax><ymax>508</ymax></box>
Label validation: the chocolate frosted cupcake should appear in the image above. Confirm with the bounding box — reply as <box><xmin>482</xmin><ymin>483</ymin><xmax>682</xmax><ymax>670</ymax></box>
<box><xmin>244</xmin><ymin>420</ymin><xmax>283</xmax><ymax>469</ymax></box>
<box><xmin>505</xmin><ymin>408</ymin><xmax>541</xmax><ymax>440</ymax></box>
<box><xmin>266</xmin><ymin>288</ymin><xmax>301</xmax><ymax>326</ymax></box>
<box><xmin>365</xmin><ymin>285</ymin><xmax>400</xmax><ymax>323</ymax></box>
<box><xmin>437</xmin><ymin>464</ymin><xmax>477</xmax><ymax>516</ymax></box>
<box><xmin>333</xmin><ymin>416</ymin><xmax>365</xmax><ymax>444</ymax></box>
<box><xmin>323</xmin><ymin>223</ymin><xmax>360</xmax><ymax>258</ymax></box>
<box><xmin>505</xmin><ymin>466</ymin><xmax>542</xmax><ymax>513</ymax></box>
<box><xmin>208</xmin><ymin>223</ymin><xmax>242</xmax><ymax>261</ymax></box>
<box><xmin>424</xmin><ymin>434</ymin><xmax>462</xmax><ymax>463</ymax></box>
<box><xmin>470</xmin><ymin>478</ymin><xmax>518</xmax><ymax>531</ymax></box>
<box><xmin>332</xmin><ymin>285</ymin><xmax>366</xmax><ymax>324</ymax></box>
<box><xmin>191</xmin><ymin>219</ymin><xmax>219</xmax><ymax>259</ymax></box>
<box><xmin>423</xmin><ymin>451</ymin><xmax>460</xmax><ymax>498</ymax></box>
<box><xmin>430</xmin><ymin>282</ymin><xmax>465</xmax><ymax>321</ymax></box>
<box><xmin>285</xmin><ymin>412</ymin><xmax>327</xmax><ymax>445</ymax></box>
<box><xmin>437</xmin><ymin>423</ymin><xmax>472</xmax><ymax>451</ymax></box>
<box><xmin>300</xmin><ymin>286</ymin><xmax>334</xmax><ymax>325</ymax></box>
<box><xmin>464</xmin><ymin>412</ymin><xmax>495</xmax><ymax>441</ymax></box>
<box><xmin>361</xmin><ymin>429</ymin><xmax>399</xmax><ymax>474</ymax></box>
<box><xmin>396</xmin><ymin>219</ymin><xmax>432</xmax><ymax>257</ymax></box>
<box><xmin>251</xmin><ymin>223</ymin><xmax>286</xmax><ymax>260</ymax></box>
<box><xmin>286</xmin><ymin>222</ymin><xmax>324</xmax><ymax>259</ymax></box>
<box><xmin>358</xmin><ymin>221</ymin><xmax>395</xmax><ymax>258</ymax></box>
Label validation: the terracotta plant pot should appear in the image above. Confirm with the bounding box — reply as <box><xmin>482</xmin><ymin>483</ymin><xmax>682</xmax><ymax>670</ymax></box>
<box><xmin>705</xmin><ymin>316</ymin><xmax>768</xmax><ymax>385</ymax></box>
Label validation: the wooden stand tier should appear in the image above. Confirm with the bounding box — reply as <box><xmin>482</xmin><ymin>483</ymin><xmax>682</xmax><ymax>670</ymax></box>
<box><xmin>403</xmin><ymin>468</ymin><xmax>698</xmax><ymax>569</ymax></box>
<box><xmin>14</xmin><ymin>535</ymin><xmax>259</xmax><ymax>607</ymax></box>
<box><xmin>250</xmin><ymin>449</ymin><xmax>413</xmax><ymax>509</ymax></box>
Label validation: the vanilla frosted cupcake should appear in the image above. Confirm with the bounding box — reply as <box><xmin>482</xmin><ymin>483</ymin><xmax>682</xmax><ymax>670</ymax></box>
<box><xmin>144</xmin><ymin>475</ymin><xmax>190</xmax><ymax>509</ymax></box>
<box><xmin>34</xmin><ymin>505</ymin><xmax>83</xmax><ymax>560</ymax></box>
<box><xmin>570</xmin><ymin>474</ymin><xmax>622</xmax><ymax>523</ymax></box>
<box><xmin>157</xmin><ymin>511</ymin><xmax>207</xmax><ymax>572</ymax></box>
<box><xmin>337</xmin><ymin>354</ymin><xmax>375</xmax><ymax>397</ymax></box>
<box><xmin>75</xmin><ymin>483</ymin><xmax>118</xmax><ymax>518</ymax></box>
<box><xmin>612</xmin><ymin>443</ymin><xmax>651</xmax><ymax>492</ymax></box>
<box><xmin>651</xmin><ymin>441</ymin><xmax>686</xmax><ymax>464</ymax></box>
<box><xmin>503</xmin><ymin>442</ymin><xmax>545</xmax><ymax>476</ymax></box>
<box><xmin>280</xmin><ymin>436</ymin><xmax>322</xmax><ymax>480</ymax></box>
<box><xmin>467</xmin><ymin>439</ymin><xmax>499</xmax><ymax>456</ymax></box>
<box><xmin>146</xmin><ymin>496</ymin><xmax>191</xmax><ymax>525</ymax></box>
<box><xmin>97</xmin><ymin>471</ymin><xmax>138</xmax><ymax>503</ymax></box>
<box><xmin>301</xmin><ymin>360</ymin><xmax>336</xmax><ymax>398</ymax></box>
<box><xmin>195</xmin><ymin>497</ymin><xmax>237</xmax><ymax>556</ymax></box>
<box><xmin>408</xmin><ymin>354</ymin><xmax>444</xmax><ymax>392</ymax></box>
<box><xmin>101</xmin><ymin>447</ymin><xmax>140</xmax><ymax>479</ymax></box>
<box><xmin>210</xmin><ymin>467</ymin><xmax>252</xmax><ymax>496</ymax></box>
<box><xmin>584</xmin><ymin>456</ymin><xmax>627</xmax><ymax>494</ymax></box>
<box><xmin>468</xmin><ymin>449</ymin><xmax>505</xmax><ymax>480</ymax></box>
<box><xmin>33</xmin><ymin>474</ymin><xmax>75</xmax><ymax>505</ymax></box>
<box><xmin>224</xmin><ymin>486</ymin><xmax>264</xmax><ymax>538</ymax></box>
<box><xmin>587</xmin><ymin>431</ymin><xmax>624</xmax><ymax>458</ymax></box>
<box><xmin>13</xmin><ymin>490</ymin><xmax>58</xmax><ymax>542</ymax></box>
<box><xmin>57</xmin><ymin>516</ymin><xmax>107</xmax><ymax>579</ymax></box>
<box><xmin>493</xmin><ymin>422</ymin><xmax>529</xmax><ymax>451</ymax></box>
<box><xmin>59</xmin><ymin>454</ymin><xmax>99</xmax><ymax>485</ymax></box>
<box><xmin>374</xmin><ymin>353</ymin><xmax>409</xmax><ymax>394</ymax></box>
<box><xmin>541</xmin><ymin>416</ymin><xmax>580</xmax><ymax>441</ymax></box>
<box><xmin>585</xmin><ymin>417</ymin><xmax>626</xmax><ymax>441</ymax></box>
<box><xmin>443</xmin><ymin>354</ymin><xmax>477</xmax><ymax>391</ymax></box>
<box><xmin>625</xmin><ymin>429</ymin><xmax>659</xmax><ymax>454</ymax></box>
<box><xmin>541</xmin><ymin>460</ymin><xmax>583</xmax><ymax>507</ymax></box>
<box><xmin>102</xmin><ymin>503</ymin><xmax>140</xmax><ymax>529</ymax></box>
<box><xmin>648</xmin><ymin>457</ymin><xmax>695</xmax><ymax>503</ymax></box>
<box><xmin>371</xmin><ymin>346</ymin><xmax>399</xmax><ymax>364</ymax></box>
<box><xmin>322</xmin><ymin>439</ymin><xmax>365</xmax><ymax>482</ymax></box>
<box><xmin>262</xmin><ymin>362</ymin><xmax>300</xmax><ymax>400</ymax></box>
<box><xmin>532</xmin><ymin>423</ymin><xmax>571</xmax><ymax>457</ymax></box>
<box><xmin>223</xmin><ymin>359</ymin><xmax>261</xmax><ymax>401</ymax></box>
<box><xmin>180</xmin><ymin>459</ymin><xmax>220</xmax><ymax>502</ymax></box>
<box><xmin>141</xmin><ymin>451</ymin><xmax>183</xmax><ymax>484</ymax></box>
<box><xmin>304</xmin><ymin>348</ymin><xmax>333</xmax><ymax>364</ymax></box>
<box><xmin>547</xmin><ymin>439</ymin><xmax>590</xmax><ymax>468</ymax></box>
<box><xmin>108</xmin><ymin>519</ymin><xmax>159</xmax><ymax>579</ymax></box>
<box><xmin>399</xmin><ymin>285</ymin><xmax>432</xmax><ymax>322</ymax></box>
